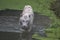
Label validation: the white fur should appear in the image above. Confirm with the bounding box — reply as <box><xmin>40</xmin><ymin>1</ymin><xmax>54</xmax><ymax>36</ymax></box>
<box><xmin>19</xmin><ymin>5</ymin><xmax>34</xmax><ymax>31</ymax></box>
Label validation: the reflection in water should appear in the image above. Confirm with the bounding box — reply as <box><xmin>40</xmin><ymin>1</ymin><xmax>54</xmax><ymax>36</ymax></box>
<box><xmin>0</xmin><ymin>9</ymin><xmax>51</xmax><ymax>40</ymax></box>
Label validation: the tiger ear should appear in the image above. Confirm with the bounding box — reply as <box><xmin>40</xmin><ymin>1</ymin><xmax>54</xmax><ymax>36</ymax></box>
<box><xmin>29</xmin><ymin>15</ymin><xmax>31</xmax><ymax>18</ymax></box>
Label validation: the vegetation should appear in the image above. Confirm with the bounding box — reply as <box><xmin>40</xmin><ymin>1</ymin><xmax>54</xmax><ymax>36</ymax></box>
<box><xmin>50</xmin><ymin>0</ymin><xmax>60</xmax><ymax>18</ymax></box>
<box><xmin>0</xmin><ymin>0</ymin><xmax>60</xmax><ymax>40</ymax></box>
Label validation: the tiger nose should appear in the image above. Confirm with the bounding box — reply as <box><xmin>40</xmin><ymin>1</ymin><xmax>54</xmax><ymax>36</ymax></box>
<box><xmin>22</xmin><ymin>26</ymin><xmax>28</xmax><ymax>30</ymax></box>
<box><xmin>22</xmin><ymin>26</ymin><xmax>26</xmax><ymax>29</ymax></box>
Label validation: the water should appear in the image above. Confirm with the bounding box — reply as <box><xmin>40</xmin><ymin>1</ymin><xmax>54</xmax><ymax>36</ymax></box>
<box><xmin>0</xmin><ymin>9</ymin><xmax>51</xmax><ymax>40</ymax></box>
